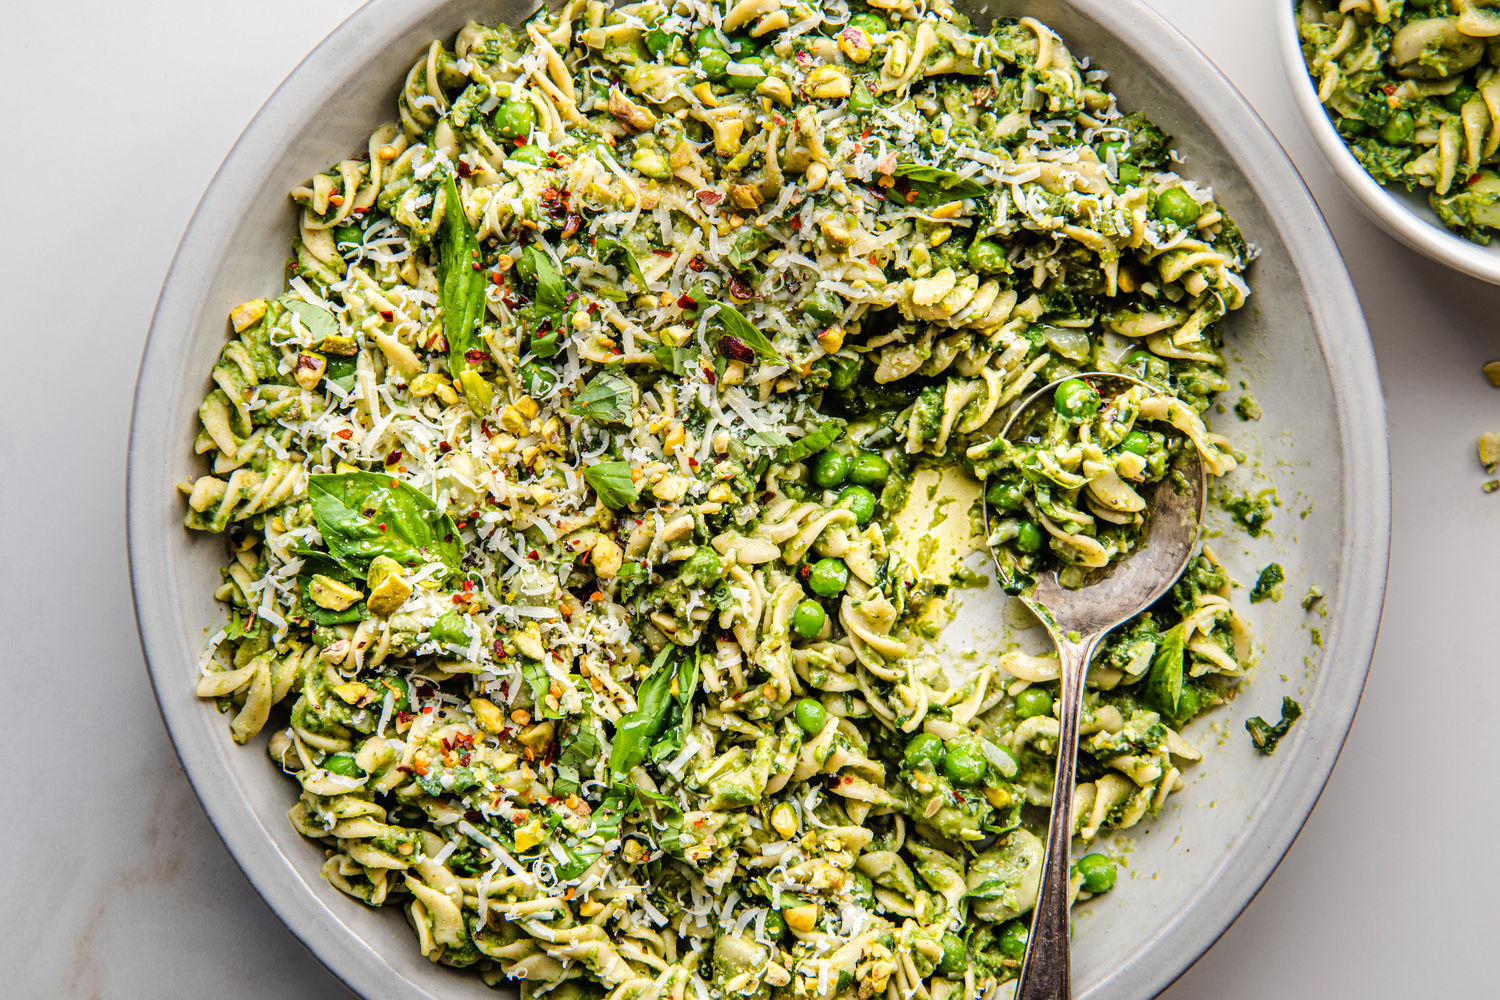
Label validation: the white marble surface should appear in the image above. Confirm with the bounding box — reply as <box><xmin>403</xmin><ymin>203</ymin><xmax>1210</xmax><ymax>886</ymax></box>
<box><xmin>3</xmin><ymin>1</ymin><xmax>1496</xmax><ymax>995</ymax></box>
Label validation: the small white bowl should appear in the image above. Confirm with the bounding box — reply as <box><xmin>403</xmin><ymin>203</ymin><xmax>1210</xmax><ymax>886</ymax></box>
<box><xmin>1277</xmin><ymin>1</ymin><xmax>1500</xmax><ymax>284</ymax></box>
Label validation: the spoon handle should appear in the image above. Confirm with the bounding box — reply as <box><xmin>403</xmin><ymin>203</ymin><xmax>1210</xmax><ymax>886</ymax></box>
<box><xmin>1014</xmin><ymin>633</ymin><xmax>1101</xmax><ymax>1000</ymax></box>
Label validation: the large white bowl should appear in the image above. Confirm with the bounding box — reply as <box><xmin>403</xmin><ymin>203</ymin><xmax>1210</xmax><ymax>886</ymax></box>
<box><xmin>1277</xmin><ymin>0</ymin><xmax>1500</xmax><ymax>284</ymax></box>
<box><xmin>129</xmin><ymin>2</ymin><xmax>1391</xmax><ymax>998</ymax></box>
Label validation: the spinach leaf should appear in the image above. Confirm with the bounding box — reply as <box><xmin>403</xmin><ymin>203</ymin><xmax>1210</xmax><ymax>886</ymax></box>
<box><xmin>436</xmin><ymin>174</ymin><xmax>490</xmax><ymax>411</ymax></box>
<box><xmin>594</xmin><ymin>237</ymin><xmax>647</xmax><ymax>289</ymax></box>
<box><xmin>1250</xmin><ymin>563</ymin><xmax>1285</xmax><ymax>604</ymax></box>
<box><xmin>894</xmin><ymin>163</ymin><xmax>989</xmax><ymax>201</ymax></box>
<box><xmin>280</xmin><ymin>297</ymin><xmax>338</xmax><ymax>343</ymax></box>
<box><xmin>1142</xmin><ymin>623</ymin><xmax>1187</xmax><ymax>718</ymax></box>
<box><xmin>569</xmin><ymin>372</ymin><xmax>635</xmax><ymax>424</ymax></box>
<box><xmin>1246</xmin><ymin>697</ymin><xmax>1302</xmax><ymax>755</ymax></box>
<box><xmin>777</xmin><ymin>420</ymin><xmax>845</xmax><ymax>464</ymax></box>
<box><xmin>609</xmin><ymin>649</ymin><xmax>679</xmax><ymax>780</ymax></box>
<box><xmin>584</xmin><ymin>461</ymin><xmax>639</xmax><ymax>509</ymax></box>
<box><xmin>712</xmin><ymin>303</ymin><xmax>785</xmax><ymax>365</ymax></box>
<box><xmin>307</xmin><ymin>472</ymin><xmax>461</xmax><ymax>580</ymax></box>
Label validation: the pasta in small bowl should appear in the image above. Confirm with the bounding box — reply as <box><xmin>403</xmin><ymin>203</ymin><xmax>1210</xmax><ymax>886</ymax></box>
<box><xmin>1280</xmin><ymin>0</ymin><xmax>1500</xmax><ymax>283</ymax></box>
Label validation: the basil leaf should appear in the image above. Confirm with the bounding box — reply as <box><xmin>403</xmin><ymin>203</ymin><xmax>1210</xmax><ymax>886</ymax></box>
<box><xmin>727</xmin><ymin>228</ymin><xmax>772</xmax><ymax>268</ymax></box>
<box><xmin>1249</xmin><ymin>562</ymin><xmax>1285</xmax><ymax>603</ymax></box>
<box><xmin>569</xmin><ymin>373</ymin><xmax>635</xmax><ymax>424</ymax></box>
<box><xmin>280</xmin><ymin>297</ymin><xmax>338</xmax><ymax>343</ymax></box>
<box><xmin>1246</xmin><ymin>697</ymin><xmax>1302</xmax><ymax>755</ymax></box>
<box><xmin>653</xmin><ymin>343</ymin><xmax>699</xmax><ymax>374</ymax></box>
<box><xmin>521</xmin><ymin>245</ymin><xmax>568</xmax><ymax>313</ymax></box>
<box><xmin>595</xmin><ymin>236</ymin><xmax>647</xmax><ymax>289</ymax></box>
<box><xmin>521</xmin><ymin>657</ymin><xmax>561</xmax><ymax>719</ymax></box>
<box><xmin>1142</xmin><ymin>623</ymin><xmax>1187</xmax><ymax>717</ymax></box>
<box><xmin>294</xmin><ymin>552</ymin><xmax>368</xmax><ymax>625</ymax></box>
<box><xmin>609</xmin><ymin>650</ymin><xmax>679</xmax><ymax>780</ymax></box>
<box><xmin>894</xmin><ymin>163</ymin><xmax>989</xmax><ymax>201</ymax></box>
<box><xmin>584</xmin><ymin>461</ymin><xmax>639</xmax><ymax>509</ymax></box>
<box><xmin>746</xmin><ymin>430</ymin><xmax>792</xmax><ymax>449</ymax></box>
<box><xmin>711</xmin><ymin>302</ymin><xmax>785</xmax><ymax>365</ymax></box>
<box><xmin>436</xmin><ymin>174</ymin><xmax>489</xmax><ymax>410</ymax></box>
<box><xmin>777</xmin><ymin>420</ymin><xmax>845</xmax><ymax>464</ymax></box>
<box><xmin>307</xmin><ymin>472</ymin><xmax>461</xmax><ymax>581</ymax></box>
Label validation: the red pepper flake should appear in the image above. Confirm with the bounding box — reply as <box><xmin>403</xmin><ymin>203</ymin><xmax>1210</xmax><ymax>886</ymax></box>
<box><xmin>438</xmin><ymin>440</ymin><xmax>452</xmax><ymax>454</ymax></box>
<box><xmin>1383</xmin><ymin>83</ymin><xmax>1398</xmax><ymax>96</ymax></box>
<box><xmin>696</xmin><ymin>189</ymin><xmax>724</xmax><ymax>207</ymax></box>
<box><xmin>528</xmin><ymin>549</ymin><xmax>539</xmax><ymax>560</ymax></box>
<box><xmin>905</xmin><ymin>190</ymin><xmax>918</xmax><ymax>204</ymax></box>
<box><xmin>790</xmin><ymin>216</ymin><xmax>802</xmax><ymax>230</ymax></box>
<box><xmin>703</xmin><ymin>364</ymin><xmax>717</xmax><ymax>385</ymax></box>
<box><xmin>651</xmin><ymin>248</ymin><xmax>674</xmax><ymax>257</ymax></box>
<box><xmin>491</xmin><ymin>271</ymin><xmax>506</xmax><ymax>285</ymax></box>
<box><xmin>462</xmin><ymin>579</ymin><xmax>474</xmax><ymax>591</ymax></box>
<box><xmin>798</xmin><ymin>564</ymin><xmax>811</xmax><ymax>579</ymax></box>
<box><xmin>379</xmin><ymin>308</ymin><xmax>395</xmax><ymax>321</ymax></box>
<box><xmin>465</xmin><ymin>348</ymin><xmax>491</xmax><ymax>364</ymax></box>
<box><xmin>716</xmin><ymin>335</ymin><xmax>755</xmax><ymax>362</ymax></box>
<box><xmin>422</xmin><ymin>706</ymin><xmax>434</xmax><ymax>714</ymax></box>
<box><xmin>688</xmin><ymin>254</ymin><xmax>706</xmax><ymax>272</ymax></box>
<box><xmin>493</xmin><ymin>637</ymin><xmax>507</xmax><ymax>656</ymax></box>
<box><xmin>687</xmin><ymin>456</ymin><xmax>699</xmax><ymax>468</ymax></box>
<box><xmin>336</xmin><ymin>428</ymin><xmax>354</xmax><ymax>440</ymax></box>
<box><xmin>471</xmin><ymin>260</ymin><xmax>483</xmax><ymax>271</ymax></box>
<box><xmin>562</xmin><ymin>212</ymin><xmax>582</xmax><ymax>238</ymax></box>
<box><xmin>378</xmin><ymin>523</ymin><xmax>388</xmax><ymax>532</ymax></box>
<box><xmin>384</xmin><ymin>449</ymin><xmax>402</xmax><ymax>466</ymax></box>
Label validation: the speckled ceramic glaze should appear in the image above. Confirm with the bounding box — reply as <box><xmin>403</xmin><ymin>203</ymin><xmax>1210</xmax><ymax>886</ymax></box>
<box><xmin>129</xmin><ymin>2</ymin><xmax>1390</xmax><ymax>997</ymax></box>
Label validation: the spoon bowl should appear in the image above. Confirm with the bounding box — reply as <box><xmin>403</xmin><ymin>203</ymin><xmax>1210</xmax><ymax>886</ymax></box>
<box><xmin>982</xmin><ymin>373</ymin><xmax>1207</xmax><ymax>1000</ymax></box>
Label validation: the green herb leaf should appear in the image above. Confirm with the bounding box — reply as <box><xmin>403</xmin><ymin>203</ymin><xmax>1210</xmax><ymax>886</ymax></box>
<box><xmin>521</xmin><ymin>245</ymin><xmax>568</xmax><ymax>313</ymax></box>
<box><xmin>521</xmin><ymin>657</ymin><xmax>561</xmax><ymax>719</ymax></box>
<box><xmin>280</xmin><ymin>297</ymin><xmax>338</xmax><ymax>343</ymax></box>
<box><xmin>609</xmin><ymin>649</ymin><xmax>679</xmax><ymax>779</ymax></box>
<box><xmin>1142</xmin><ymin>623</ymin><xmax>1186</xmax><ymax>717</ymax></box>
<box><xmin>436</xmin><ymin>174</ymin><xmax>490</xmax><ymax>411</ymax></box>
<box><xmin>894</xmin><ymin>163</ymin><xmax>989</xmax><ymax>201</ymax></box>
<box><xmin>727</xmin><ymin>228</ymin><xmax>773</xmax><ymax>268</ymax></box>
<box><xmin>746</xmin><ymin>430</ymin><xmax>792</xmax><ymax>449</ymax></box>
<box><xmin>584</xmin><ymin>461</ymin><xmax>639</xmax><ymax>509</ymax></box>
<box><xmin>777</xmin><ymin>420</ymin><xmax>846</xmax><ymax>464</ymax></box>
<box><xmin>595</xmin><ymin>237</ymin><xmax>647</xmax><ymax>289</ymax></box>
<box><xmin>294</xmin><ymin>552</ymin><xmax>369</xmax><ymax>625</ymax></box>
<box><xmin>1246</xmin><ymin>697</ymin><xmax>1302</xmax><ymax>755</ymax></box>
<box><xmin>653</xmin><ymin>343</ymin><xmax>699</xmax><ymax>375</ymax></box>
<box><xmin>569</xmin><ymin>373</ymin><xmax>635</xmax><ymax>424</ymax></box>
<box><xmin>711</xmin><ymin>302</ymin><xmax>785</xmax><ymax>365</ymax></box>
<box><xmin>307</xmin><ymin>472</ymin><xmax>461</xmax><ymax>581</ymax></box>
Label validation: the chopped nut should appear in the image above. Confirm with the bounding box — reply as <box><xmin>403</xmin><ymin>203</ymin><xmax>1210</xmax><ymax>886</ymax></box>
<box><xmin>495</xmin><ymin>253</ymin><xmax>514</xmax><ymax>271</ymax></box>
<box><xmin>838</xmin><ymin>26</ymin><xmax>874</xmax><ymax>63</ymax></box>
<box><xmin>931</xmin><ymin>201</ymin><xmax>964</xmax><ymax>220</ymax></box>
<box><xmin>309</xmin><ymin>574</ymin><xmax>362</xmax><ymax>611</ymax></box>
<box><xmin>229</xmin><ymin>299</ymin><xmax>267</xmax><ymax>332</ymax></box>
<box><xmin>805</xmin><ymin>162</ymin><xmax>829</xmax><ymax>192</ymax></box>
<box><xmin>770</xmin><ymin>802</ymin><xmax>799</xmax><ymax>839</ymax></box>
<box><xmin>510</xmin><ymin>708</ymin><xmax>532</xmax><ymax>726</ymax></box>
<box><xmin>499</xmin><ymin>406</ymin><xmax>526</xmax><ymax>435</ymax></box>
<box><xmin>514</xmin><ymin>395</ymin><xmax>539</xmax><ymax>419</ymax></box>
<box><xmin>471</xmin><ymin>697</ymin><xmax>508</xmax><ymax>734</ymax></box>
<box><xmin>817</xmin><ymin>326</ymin><xmax>845</xmax><ymax>353</ymax></box>
<box><xmin>757</xmin><ymin>77</ymin><xmax>794</xmax><ymax>107</ymax></box>
<box><xmin>803</xmin><ymin>66</ymin><xmax>852</xmax><ymax>100</ymax></box>
<box><xmin>293</xmin><ymin>353</ymin><xmax>327</xmax><ymax>390</ymax></box>
<box><xmin>713</xmin><ymin>431</ymin><xmax>731</xmax><ymax>455</ymax></box>
<box><xmin>730</xmin><ymin>184</ymin><xmax>765</xmax><ymax>210</ymax></box>
<box><xmin>784</xmin><ymin>904</ymin><xmax>820</xmax><ymax>933</ymax></box>
<box><xmin>1485</xmin><ymin>360</ymin><xmax>1500</xmax><ymax>387</ymax></box>
<box><xmin>608</xmin><ymin>87</ymin><xmax>658</xmax><ymax>133</ymax></box>
<box><xmin>1480</xmin><ymin>430</ymin><xmax>1500</xmax><ymax>470</ymax></box>
<box><xmin>378</xmin><ymin>143</ymin><xmax>400</xmax><ymax>161</ymax></box>
<box><xmin>592</xmin><ymin>535</ymin><xmax>624</xmax><ymax>578</ymax></box>
<box><xmin>409</xmin><ymin>372</ymin><xmax>449</xmax><ymax>397</ymax></box>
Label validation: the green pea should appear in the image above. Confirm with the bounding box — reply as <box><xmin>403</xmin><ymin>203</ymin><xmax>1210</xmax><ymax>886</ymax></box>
<box><xmin>694</xmin><ymin>27</ymin><xmax>727</xmax><ymax>51</ymax></box>
<box><xmin>802</xmin><ymin>287</ymin><xmax>843</xmax><ymax>324</ymax></box>
<box><xmin>848</xmin><ymin>80</ymin><xmax>876</xmax><ymax>113</ymax></box>
<box><xmin>645</xmin><ymin>28</ymin><xmax>672</xmax><ymax>57</ymax></box>
<box><xmin>1155</xmin><ymin>186</ymin><xmax>1202</xmax><ymax>228</ymax></box>
<box><xmin>726</xmin><ymin>56</ymin><xmax>767</xmax><ymax>91</ymax></box>
<box><xmin>792</xmin><ymin>599</ymin><xmax>826</xmax><ymax>638</ymax></box>
<box><xmin>794</xmin><ymin>697</ymin><xmax>828</xmax><ymax>734</ymax></box>
<box><xmin>849</xmin><ymin>12</ymin><xmax>888</xmax><ymax>34</ymax></box>
<box><xmin>1076</xmin><ymin>853</ymin><xmax>1118</xmax><ymax>893</ymax></box>
<box><xmin>828</xmin><ymin>355</ymin><xmax>860</xmax><ymax>390</ymax></box>
<box><xmin>494</xmin><ymin>98</ymin><xmax>536</xmax><ymax>139</ymax></box>
<box><xmin>808</xmin><ymin>557</ymin><xmax>849</xmax><ymax>597</ymax></box>
<box><xmin>323</xmin><ymin>752</ymin><xmax>363</xmax><ymax>777</ymax></box>
<box><xmin>379</xmin><ymin>676</ymin><xmax>410</xmax><ymax>713</ymax></box>
<box><xmin>508</xmin><ymin>144</ymin><xmax>546</xmax><ymax>166</ymax></box>
<box><xmin>699</xmin><ymin>48</ymin><xmax>731</xmax><ymax>79</ymax></box>
<box><xmin>1053</xmin><ymin>378</ymin><xmax>1100</xmax><ymax>420</ymax></box>
<box><xmin>1014</xmin><ymin>520</ymin><xmax>1044</xmax><ymax>554</ymax></box>
<box><xmin>943</xmin><ymin>741</ymin><xmax>987</xmax><ymax>786</ymax></box>
<box><xmin>1442</xmin><ymin>83</ymin><xmax>1476</xmax><ymax>112</ymax></box>
<box><xmin>1015</xmin><ymin>687</ymin><xmax>1053</xmax><ymax>720</ymax></box>
<box><xmin>847</xmin><ymin>452</ymin><xmax>890</xmax><ymax>488</ymax></box>
<box><xmin>1098</xmin><ymin>139</ymin><xmax>1128</xmax><ymax>164</ymax></box>
<box><xmin>812</xmin><ymin>450</ymin><xmax>849</xmax><ymax>488</ymax></box>
<box><xmin>763</xmin><ymin>909</ymin><xmax>787</xmax><ymax>939</ymax></box>
<box><xmin>837</xmin><ymin>485</ymin><xmax>877</xmax><ymax>526</ymax></box>
<box><xmin>966</xmin><ymin>238</ymin><xmax>1007</xmax><ymax>274</ymax></box>
<box><xmin>998</xmin><ymin>920</ymin><xmax>1029</xmax><ymax>959</ymax></box>
<box><xmin>1378</xmin><ymin>109</ymin><xmax>1415</xmax><ymax>144</ymax></box>
<box><xmin>1124</xmin><ymin>348</ymin><xmax>1156</xmax><ymax>367</ymax></box>
<box><xmin>333</xmin><ymin>224</ymin><xmax>363</xmax><ymax>248</ymax></box>
<box><xmin>1116</xmin><ymin>162</ymin><xmax>1141</xmax><ymax>185</ymax></box>
<box><xmin>937</xmin><ymin>934</ymin><xmax>967</xmax><ymax>977</ymax></box>
<box><xmin>1120</xmin><ymin>430</ymin><xmax>1151</xmax><ymax>456</ymax></box>
<box><xmin>985</xmin><ymin>479</ymin><xmax>1025</xmax><ymax>511</ymax></box>
<box><xmin>904</xmin><ymin>732</ymin><xmax>946</xmax><ymax>772</ymax></box>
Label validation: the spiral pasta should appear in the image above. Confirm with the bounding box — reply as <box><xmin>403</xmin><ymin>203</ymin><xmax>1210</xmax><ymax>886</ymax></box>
<box><xmin>179</xmin><ymin>2</ymin><xmax>1266</xmax><ymax>996</ymax></box>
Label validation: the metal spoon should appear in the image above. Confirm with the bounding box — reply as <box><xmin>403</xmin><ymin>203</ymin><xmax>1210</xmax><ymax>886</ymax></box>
<box><xmin>982</xmin><ymin>372</ymin><xmax>1206</xmax><ymax>1000</ymax></box>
